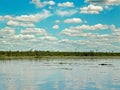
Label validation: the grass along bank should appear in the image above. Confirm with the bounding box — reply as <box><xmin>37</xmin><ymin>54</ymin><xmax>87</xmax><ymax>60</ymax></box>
<box><xmin>0</xmin><ymin>51</ymin><xmax>120</xmax><ymax>60</ymax></box>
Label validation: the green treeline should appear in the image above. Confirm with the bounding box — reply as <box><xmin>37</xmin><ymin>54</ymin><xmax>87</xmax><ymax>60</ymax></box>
<box><xmin>0</xmin><ymin>51</ymin><xmax>120</xmax><ymax>57</ymax></box>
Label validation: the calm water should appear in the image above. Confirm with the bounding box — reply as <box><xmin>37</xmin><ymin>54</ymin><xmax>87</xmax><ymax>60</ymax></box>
<box><xmin>0</xmin><ymin>59</ymin><xmax>120</xmax><ymax>90</ymax></box>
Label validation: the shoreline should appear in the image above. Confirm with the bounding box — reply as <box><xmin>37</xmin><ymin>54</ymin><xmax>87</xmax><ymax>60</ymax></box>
<box><xmin>0</xmin><ymin>51</ymin><xmax>120</xmax><ymax>60</ymax></box>
<box><xmin>0</xmin><ymin>56</ymin><xmax>120</xmax><ymax>60</ymax></box>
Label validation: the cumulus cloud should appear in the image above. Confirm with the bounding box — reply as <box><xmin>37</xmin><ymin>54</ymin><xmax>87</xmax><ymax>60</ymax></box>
<box><xmin>86</xmin><ymin>0</ymin><xmax>120</xmax><ymax>5</ymax></box>
<box><xmin>14</xmin><ymin>34</ymin><xmax>35</xmax><ymax>40</ymax></box>
<box><xmin>52</xmin><ymin>25</ymin><xmax>59</xmax><ymax>29</ymax></box>
<box><xmin>80</xmin><ymin>4</ymin><xmax>103</xmax><ymax>14</ymax></box>
<box><xmin>7</xmin><ymin>20</ymin><xmax>35</xmax><ymax>27</ymax></box>
<box><xmin>106</xmin><ymin>0</ymin><xmax>120</xmax><ymax>5</ymax></box>
<box><xmin>15</xmin><ymin>10</ymin><xmax>51</xmax><ymax>22</ymax></box>
<box><xmin>60</xmin><ymin>28</ymin><xmax>93</xmax><ymax>37</ymax></box>
<box><xmin>59</xmin><ymin>24</ymin><xmax>120</xmax><ymax>51</ymax></box>
<box><xmin>0</xmin><ymin>10</ymin><xmax>51</xmax><ymax>23</ymax></box>
<box><xmin>20</xmin><ymin>28</ymin><xmax>47</xmax><ymax>35</ymax></box>
<box><xmin>60</xmin><ymin>24</ymin><xmax>109</xmax><ymax>37</ymax></box>
<box><xmin>39</xmin><ymin>35</ymin><xmax>58</xmax><ymax>41</ymax></box>
<box><xmin>0</xmin><ymin>16</ymin><xmax>3</xmax><ymax>20</ymax></box>
<box><xmin>110</xmin><ymin>25</ymin><xmax>120</xmax><ymax>36</ymax></box>
<box><xmin>64</xmin><ymin>18</ymin><xmax>82</xmax><ymax>24</ymax></box>
<box><xmin>30</xmin><ymin>0</ymin><xmax>55</xmax><ymax>8</ymax></box>
<box><xmin>56</xmin><ymin>10</ymin><xmax>77</xmax><ymax>17</ymax></box>
<box><xmin>0</xmin><ymin>26</ymin><xmax>60</xmax><ymax>51</ymax></box>
<box><xmin>70</xmin><ymin>24</ymin><xmax>108</xmax><ymax>30</ymax></box>
<box><xmin>0</xmin><ymin>25</ymin><xmax>119</xmax><ymax>51</ymax></box>
<box><xmin>0</xmin><ymin>27</ymin><xmax>15</xmax><ymax>36</ymax></box>
<box><xmin>58</xmin><ymin>2</ymin><xmax>74</xmax><ymax>7</ymax></box>
<box><xmin>55</xmin><ymin>20</ymin><xmax>60</xmax><ymax>23</ymax></box>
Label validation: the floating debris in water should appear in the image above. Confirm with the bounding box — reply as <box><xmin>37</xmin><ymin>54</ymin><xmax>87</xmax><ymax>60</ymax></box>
<box><xmin>99</xmin><ymin>63</ymin><xmax>112</xmax><ymax>66</ymax></box>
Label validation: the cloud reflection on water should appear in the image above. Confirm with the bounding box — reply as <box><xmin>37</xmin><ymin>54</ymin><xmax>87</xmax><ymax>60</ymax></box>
<box><xmin>0</xmin><ymin>59</ymin><xmax>120</xmax><ymax>90</ymax></box>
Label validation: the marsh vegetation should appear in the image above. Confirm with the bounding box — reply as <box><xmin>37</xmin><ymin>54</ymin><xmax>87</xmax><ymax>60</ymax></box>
<box><xmin>0</xmin><ymin>50</ymin><xmax>120</xmax><ymax>60</ymax></box>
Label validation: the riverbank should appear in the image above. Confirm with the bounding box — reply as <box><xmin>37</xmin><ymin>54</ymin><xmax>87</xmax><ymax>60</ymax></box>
<box><xmin>0</xmin><ymin>56</ymin><xmax>120</xmax><ymax>60</ymax></box>
<box><xmin>0</xmin><ymin>51</ymin><xmax>120</xmax><ymax>60</ymax></box>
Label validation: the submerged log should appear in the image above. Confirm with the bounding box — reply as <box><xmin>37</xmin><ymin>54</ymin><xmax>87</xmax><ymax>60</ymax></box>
<box><xmin>99</xmin><ymin>63</ymin><xmax>112</xmax><ymax>66</ymax></box>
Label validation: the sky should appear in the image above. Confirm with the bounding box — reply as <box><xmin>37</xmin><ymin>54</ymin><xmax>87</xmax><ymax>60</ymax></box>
<box><xmin>0</xmin><ymin>0</ymin><xmax>120</xmax><ymax>52</ymax></box>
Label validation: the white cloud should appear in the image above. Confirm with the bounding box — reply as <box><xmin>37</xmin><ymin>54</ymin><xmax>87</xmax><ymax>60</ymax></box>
<box><xmin>0</xmin><ymin>16</ymin><xmax>3</xmax><ymax>20</ymax></box>
<box><xmin>56</xmin><ymin>10</ymin><xmax>77</xmax><ymax>17</ymax></box>
<box><xmin>60</xmin><ymin>24</ymin><xmax>109</xmax><ymax>37</ymax></box>
<box><xmin>70</xmin><ymin>24</ymin><xmax>108</xmax><ymax>30</ymax></box>
<box><xmin>80</xmin><ymin>4</ymin><xmax>103</xmax><ymax>14</ymax></box>
<box><xmin>60</xmin><ymin>28</ymin><xmax>93</xmax><ymax>37</ymax></box>
<box><xmin>86</xmin><ymin>0</ymin><xmax>120</xmax><ymax>6</ymax></box>
<box><xmin>106</xmin><ymin>0</ymin><xmax>120</xmax><ymax>5</ymax></box>
<box><xmin>59</xmin><ymin>24</ymin><xmax>120</xmax><ymax>50</ymax></box>
<box><xmin>64</xmin><ymin>18</ymin><xmax>82</xmax><ymax>24</ymax></box>
<box><xmin>4</xmin><ymin>15</ymin><xmax>13</xmax><ymax>20</ymax></box>
<box><xmin>81</xmin><ymin>24</ymin><xmax>108</xmax><ymax>30</ymax></box>
<box><xmin>39</xmin><ymin>35</ymin><xmax>58</xmax><ymax>41</ymax></box>
<box><xmin>55</xmin><ymin>20</ymin><xmax>60</xmax><ymax>23</ymax></box>
<box><xmin>0</xmin><ymin>27</ymin><xmax>15</xmax><ymax>36</ymax></box>
<box><xmin>110</xmin><ymin>25</ymin><xmax>120</xmax><ymax>36</ymax></box>
<box><xmin>21</xmin><ymin>28</ymin><xmax>47</xmax><ymax>35</ymax></box>
<box><xmin>58</xmin><ymin>2</ymin><xmax>74</xmax><ymax>7</ymax></box>
<box><xmin>0</xmin><ymin>26</ymin><xmax>120</xmax><ymax>52</ymax></box>
<box><xmin>14</xmin><ymin>34</ymin><xmax>35</xmax><ymax>40</ymax></box>
<box><xmin>14</xmin><ymin>10</ymin><xmax>51</xmax><ymax>22</ymax></box>
<box><xmin>7</xmin><ymin>20</ymin><xmax>35</xmax><ymax>27</ymax></box>
<box><xmin>52</xmin><ymin>25</ymin><xmax>59</xmax><ymax>29</ymax></box>
<box><xmin>0</xmin><ymin>10</ymin><xmax>51</xmax><ymax>23</ymax></box>
<box><xmin>30</xmin><ymin>0</ymin><xmax>55</xmax><ymax>8</ymax></box>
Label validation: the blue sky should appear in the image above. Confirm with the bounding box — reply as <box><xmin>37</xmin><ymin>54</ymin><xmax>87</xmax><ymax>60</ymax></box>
<box><xmin>0</xmin><ymin>0</ymin><xmax>120</xmax><ymax>52</ymax></box>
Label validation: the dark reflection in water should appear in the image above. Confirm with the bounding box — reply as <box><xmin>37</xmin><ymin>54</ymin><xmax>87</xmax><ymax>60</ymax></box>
<box><xmin>0</xmin><ymin>59</ymin><xmax>120</xmax><ymax>90</ymax></box>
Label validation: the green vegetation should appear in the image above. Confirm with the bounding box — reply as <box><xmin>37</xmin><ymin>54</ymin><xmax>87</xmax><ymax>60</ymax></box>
<box><xmin>0</xmin><ymin>50</ymin><xmax>120</xmax><ymax>56</ymax></box>
<box><xmin>0</xmin><ymin>50</ymin><xmax>120</xmax><ymax>58</ymax></box>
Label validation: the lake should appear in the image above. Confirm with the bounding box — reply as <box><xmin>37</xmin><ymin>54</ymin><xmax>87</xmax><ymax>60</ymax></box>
<box><xmin>0</xmin><ymin>58</ymin><xmax>120</xmax><ymax>90</ymax></box>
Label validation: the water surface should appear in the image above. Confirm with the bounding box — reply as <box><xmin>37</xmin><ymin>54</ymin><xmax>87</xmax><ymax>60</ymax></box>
<box><xmin>0</xmin><ymin>59</ymin><xmax>120</xmax><ymax>90</ymax></box>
